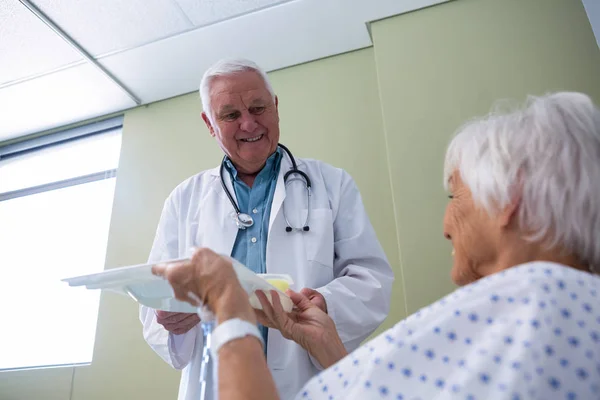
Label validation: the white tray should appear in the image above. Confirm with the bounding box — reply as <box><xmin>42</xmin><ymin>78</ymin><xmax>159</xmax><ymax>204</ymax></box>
<box><xmin>62</xmin><ymin>258</ymin><xmax>294</xmax><ymax>313</ymax></box>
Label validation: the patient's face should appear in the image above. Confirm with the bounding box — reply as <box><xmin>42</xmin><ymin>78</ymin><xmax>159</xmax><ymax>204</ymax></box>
<box><xmin>443</xmin><ymin>172</ymin><xmax>500</xmax><ymax>285</ymax></box>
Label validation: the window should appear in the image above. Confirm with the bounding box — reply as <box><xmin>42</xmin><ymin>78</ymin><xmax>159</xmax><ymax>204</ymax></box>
<box><xmin>0</xmin><ymin>117</ymin><xmax>122</xmax><ymax>371</ymax></box>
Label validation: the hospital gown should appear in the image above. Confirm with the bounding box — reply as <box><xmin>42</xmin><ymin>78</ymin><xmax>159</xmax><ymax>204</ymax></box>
<box><xmin>297</xmin><ymin>262</ymin><xmax>600</xmax><ymax>400</ymax></box>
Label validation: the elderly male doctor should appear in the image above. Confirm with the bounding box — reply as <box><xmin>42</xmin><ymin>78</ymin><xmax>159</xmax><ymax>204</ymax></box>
<box><xmin>140</xmin><ymin>58</ymin><xmax>394</xmax><ymax>400</ymax></box>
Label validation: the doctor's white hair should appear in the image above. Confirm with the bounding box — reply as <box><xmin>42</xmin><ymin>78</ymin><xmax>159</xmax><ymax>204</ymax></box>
<box><xmin>444</xmin><ymin>92</ymin><xmax>600</xmax><ymax>272</ymax></box>
<box><xmin>199</xmin><ymin>58</ymin><xmax>275</xmax><ymax>122</ymax></box>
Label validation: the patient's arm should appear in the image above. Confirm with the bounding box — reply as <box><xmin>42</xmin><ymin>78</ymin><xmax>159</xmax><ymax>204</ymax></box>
<box><xmin>152</xmin><ymin>251</ymin><xmax>281</xmax><ymax>400</ymax></box>
<box><xmin>219</xmin><ymin>335</ymin><xmax>279</xmax><ymax>400</ymax></box>
<box><xmin>215</xmin><ymin>287</ymin><xmax>280</xmax><ymax>400</ymax></box>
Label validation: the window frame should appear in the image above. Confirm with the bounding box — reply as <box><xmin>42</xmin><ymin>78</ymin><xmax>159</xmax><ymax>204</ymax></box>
<box><xmin>0</xmin><ymin>116</ymin><xmax>123</xmax><ymax>202</ymax></box>
<box><xmin>0</xmin><ymin>115</ymin><xmax>123</xmax><ymax>371</ymax></box>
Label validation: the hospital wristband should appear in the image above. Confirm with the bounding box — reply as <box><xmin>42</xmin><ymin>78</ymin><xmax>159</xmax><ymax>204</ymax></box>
<box><xmin>210</xmin><ymin>318</ymin><xmax>264</xmax><ymax>357</ymax></box>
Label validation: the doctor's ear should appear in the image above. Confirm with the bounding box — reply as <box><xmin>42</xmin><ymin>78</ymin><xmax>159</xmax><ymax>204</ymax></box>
<box><xmin>201</xmin><ymin>112</ymin><xmax>216</xmax><ymax>137</ymax></box>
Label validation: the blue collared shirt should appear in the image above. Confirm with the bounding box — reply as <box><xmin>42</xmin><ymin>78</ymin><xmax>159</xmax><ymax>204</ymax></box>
<box><xmin>224</xmin><ymin>148</ymin><xmax>282</xmax><ymax>353</ymax></box>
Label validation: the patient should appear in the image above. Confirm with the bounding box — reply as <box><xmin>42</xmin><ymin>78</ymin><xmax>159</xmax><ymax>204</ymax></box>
<box><xmin>153</xmin><ymin>92</ymin><xmax>600</xmax><ymax>399</ymax></box>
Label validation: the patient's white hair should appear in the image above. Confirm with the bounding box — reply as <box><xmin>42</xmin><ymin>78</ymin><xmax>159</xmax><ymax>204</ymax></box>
<box><xmin>444</xmin><ymin>92</ymin><xmax>600</xmax><ymax>272</ymax></box>
<box><xmin>199</xmin><ymin>58</ymin><xmax>275</xmax><ymax>122</ymax></box>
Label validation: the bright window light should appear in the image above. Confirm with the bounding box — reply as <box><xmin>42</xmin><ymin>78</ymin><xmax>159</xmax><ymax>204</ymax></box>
<box><xmin>0</xmin><ymin>127</ymin><xmax>121</xmax><ymax>370</ymax></box>
<box><xmin>0</xmin><ymin>130</ymin><xmax>121</xmax><ymax>193</ymax></box>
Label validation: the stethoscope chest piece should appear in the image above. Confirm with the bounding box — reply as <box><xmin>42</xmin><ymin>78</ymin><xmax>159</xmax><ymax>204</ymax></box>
<box><xmin>235</xmin><ymin>212</ymin><xmax>254</xmax><ymax>229</ymax></box>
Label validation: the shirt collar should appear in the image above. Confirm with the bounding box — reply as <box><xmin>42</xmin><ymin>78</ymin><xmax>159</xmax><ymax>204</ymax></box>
<box><xmin>224</xmin><ymin>146</ymin><xmax>282</xmax><ymax>182</ymax></box>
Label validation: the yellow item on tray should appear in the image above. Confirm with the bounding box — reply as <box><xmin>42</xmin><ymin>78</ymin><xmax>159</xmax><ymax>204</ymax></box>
<box><xmin>266</xmin><ymin>279</ymin><xmax>291</xmax><ymax>292</ymax></box>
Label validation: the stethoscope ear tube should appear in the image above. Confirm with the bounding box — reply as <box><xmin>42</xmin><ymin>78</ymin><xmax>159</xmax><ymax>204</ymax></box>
<box><xmin>284</xmin><ymin>169</ymin><xmax>311</xmax><ymax>188</ymax></box>
<box><xmin>282</xmin><ymin>179</ymin><xmax>311</xmax><ymax>233</ymax></box>
<box><xmin>220</xmin><ymin>158</ymin><xmax>242</xmax><ymax>215</ymax></box>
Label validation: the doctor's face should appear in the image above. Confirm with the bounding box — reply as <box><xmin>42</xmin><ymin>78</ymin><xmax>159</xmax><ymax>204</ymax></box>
<box><xmin>202</xmin><ymin>71</ymin><xmax>280</xmax><ymax>175</ymax></box>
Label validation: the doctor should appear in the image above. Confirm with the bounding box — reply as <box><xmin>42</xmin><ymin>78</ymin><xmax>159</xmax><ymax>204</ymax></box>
<box><xmin>139</xmin><ymin>58</ymin><xmax>394</xmax><ymax>400</ymax></box>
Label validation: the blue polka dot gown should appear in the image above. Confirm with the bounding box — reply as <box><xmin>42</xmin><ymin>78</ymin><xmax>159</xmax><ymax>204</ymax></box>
<box><xmin>297</xmin><ymin>262</ymin><xmax>600</xmax><ymax>400</ymax></box>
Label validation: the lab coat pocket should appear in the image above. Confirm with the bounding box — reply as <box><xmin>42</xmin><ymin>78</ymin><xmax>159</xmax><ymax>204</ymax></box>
<box><xmin>303</xmin><ymin>208</ymin><xmax>334</xmax><ymax>272</ymax></box>
<box><xmin>186</xmin><ymin>221</ymin><xmax>203</xmax><ymax>252</ymax></box>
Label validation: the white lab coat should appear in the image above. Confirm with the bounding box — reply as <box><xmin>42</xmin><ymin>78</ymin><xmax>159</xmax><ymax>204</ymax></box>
<box><xmin>140</xmin><ymin>154</ymin><xmax>394</xmax><ymax>400</ymax></box>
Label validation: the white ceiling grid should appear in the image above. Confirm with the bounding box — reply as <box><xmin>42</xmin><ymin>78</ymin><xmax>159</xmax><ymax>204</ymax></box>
<box><xmin>0</xmin><ymin>1</ymin><xmax>82</xmax><ymax>86</ymax></box>
<box><xmin>31</xmin><ymin>0</ymin><xmax>195</xmax><ymax>56</ymax></box>
<box><xmin>173</xmin><ymin>0</ymin><xmax>291</xmax><ymax>27</ymax></box>
<box><xmin>0</xmin><ymin>0</ymin><xmax>450</xmax><ymax>142</ymax></box>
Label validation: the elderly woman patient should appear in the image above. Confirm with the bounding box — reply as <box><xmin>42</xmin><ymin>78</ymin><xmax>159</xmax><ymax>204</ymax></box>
<box><xmin>153</xmin><ymin>92</ymin><xmax>600</xmax><ymax>400</ymax></box>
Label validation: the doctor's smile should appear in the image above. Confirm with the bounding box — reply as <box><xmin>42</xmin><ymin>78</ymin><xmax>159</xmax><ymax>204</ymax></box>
<box><xmin>239</xmin><ymin>134</ymin><xmax>264</xmax><ymax>143</ymax></box>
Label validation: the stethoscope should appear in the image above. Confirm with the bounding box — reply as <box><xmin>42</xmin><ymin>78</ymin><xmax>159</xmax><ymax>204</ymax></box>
<box><xmin>220</xmin><ymin>143</ymin><xmax>311</xmax><ymax>233</ymax></box>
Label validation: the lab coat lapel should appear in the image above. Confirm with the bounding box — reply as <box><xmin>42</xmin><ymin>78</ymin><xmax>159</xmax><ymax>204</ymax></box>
<box><xmin>205</xmin><ymin>165</ymin><xmax>238</xmax><ymax>256</ymax></box>
<box><xmin>268</xmin><ymin>153</ymin><xmax>289</xmax><ymax>232</ymax></box>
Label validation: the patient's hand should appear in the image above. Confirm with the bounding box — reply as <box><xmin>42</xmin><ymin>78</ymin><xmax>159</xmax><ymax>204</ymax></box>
<box><xmin>256</xmin><ymin>290</ymin><xmax>347</xmax><ymax>368</ymax></box>
<box><xmin>156</xmin><ymin>311</ymin><xmax>200</xmax><ymax>335</ymax></box>
<box><xmin>152</xmin><ymin>248</ymin><xmax>256</xmax><ymax>325</ymax></box>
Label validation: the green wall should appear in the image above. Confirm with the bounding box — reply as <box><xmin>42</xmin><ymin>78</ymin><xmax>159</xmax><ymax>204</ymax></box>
<box><xmin>1</xmin><ymin>0</ymin><xmax>599</xmax><ymax>398</ymax></box>
<box><xmin>373</xmin><ymin>0</ymin><xmax>600</xmax><ymax>312</ymax></box>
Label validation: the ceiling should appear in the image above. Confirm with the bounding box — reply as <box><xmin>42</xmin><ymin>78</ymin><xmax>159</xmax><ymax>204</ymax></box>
<box><xmin>0</xmin><ymin>0</ymin><xmax>450</xmax><ymax>143</ymax></box>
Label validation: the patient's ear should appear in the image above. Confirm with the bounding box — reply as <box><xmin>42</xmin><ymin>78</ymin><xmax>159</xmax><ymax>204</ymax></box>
<box><xmin>499</xmin><ymin>184</ymin><xmax>522</xmax><ymax>228</ymax></box>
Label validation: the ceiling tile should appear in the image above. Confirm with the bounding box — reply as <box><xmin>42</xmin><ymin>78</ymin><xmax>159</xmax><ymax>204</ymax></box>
<box><xmin>0</xmin><ymin>64</ymin><xmax>136</xmax><ymax>141</ymax></box>
<box><xmin>0</xmin><ymin>0</ymin><xmax>450</xmax><ymax>141</ymax></box>
<box><xmin>100</xmin><ymin>0</ymin><xmax>372</xmax><ymax>104</ymax></box>
<box><xmin>0</xmin><ymin>1</ymin><xmax>82</xmax><ymax>86</ymax></box>
<box><xmin>31</xmin><ymin>0</ymin><xmax>194</xmax><ymax>56</ymax></box>
<box><xmin>174</xmin><ymin>0</ymin><xmax>292</xmax><ymax>26</ymax></box>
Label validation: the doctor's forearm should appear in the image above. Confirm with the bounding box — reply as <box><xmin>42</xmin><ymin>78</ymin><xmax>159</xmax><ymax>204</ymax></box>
<box><xmin>310</xmin><ymin>329</ymin><xmax>348</xmax><ymax>369</ymax></box>
<box><xmin>218</xmin><ymin>337</ymin><xmax>280</xmax><ymax>400</ymax></box>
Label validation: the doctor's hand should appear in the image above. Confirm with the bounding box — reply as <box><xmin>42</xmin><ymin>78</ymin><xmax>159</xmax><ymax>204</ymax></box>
<box><xmin>255</xmin><ymin>287</ymin><xmax>326</xmax><ymax>328</ymax></box>
<box><xmin>156</xmin><ymin>311</ymin><xmax>200</xmax><ymax>335</ymax></box>
<box><xmin>300</xmin><ymin>288</ymin><xmax>327</xmax><ymax>313</ymax></box>
<box><xmin>256</xmin><ymin>289</ymin><xmax>348</xmax><ymax>369</ymax></box>
<box><xmin>152</xmin><ymin>248</ymin><xmax>256</xmax><ymax>325</ymax></box>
